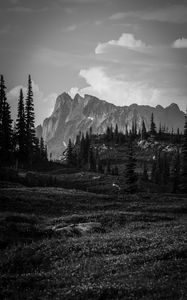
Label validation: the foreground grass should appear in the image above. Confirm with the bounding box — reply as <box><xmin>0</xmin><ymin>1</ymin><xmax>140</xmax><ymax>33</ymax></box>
<box><xmin>0</xmin><ymin>183</ymin><xmax>186</xmax><ymax>299</ymax></box>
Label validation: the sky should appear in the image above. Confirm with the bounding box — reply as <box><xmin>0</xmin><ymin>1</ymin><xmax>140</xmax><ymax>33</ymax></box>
<box><xmin>0</xmin><ymin>0</ymin><xmax>187</xmax><ymax>125</ymax></box>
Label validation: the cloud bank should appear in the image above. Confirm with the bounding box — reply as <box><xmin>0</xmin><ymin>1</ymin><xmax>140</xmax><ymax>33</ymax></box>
<box><xmin>95</xmin><ymin>33</ymin><xmax>147</xmax><ymax>54</ymax></box>
<box><xmin>172</xmin><ymin>37</ymin><xmax>187</xmax><ymax>48</ymax></box>
<box><xmin>109</xmin><ymin>5</ymin><xmax>187</xmax><ymax>24</ymax></box>
<box><xmin>69</xmin><ymin>67</ymin><xmax>160</xmax><ymax>107</ymax></box>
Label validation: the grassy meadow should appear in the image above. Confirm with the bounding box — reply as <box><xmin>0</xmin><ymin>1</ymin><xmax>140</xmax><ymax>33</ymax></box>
<box><xmin>0</xmin><ymin>180</ymin><xmax>186</xmax><ymax>299</ymax></box>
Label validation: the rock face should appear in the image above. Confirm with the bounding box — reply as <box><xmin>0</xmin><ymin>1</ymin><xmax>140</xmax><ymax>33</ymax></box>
<box><xmin>37</xmin><ymin>92</ymin><xmax>185</xmax><ymax>159</ymax></box>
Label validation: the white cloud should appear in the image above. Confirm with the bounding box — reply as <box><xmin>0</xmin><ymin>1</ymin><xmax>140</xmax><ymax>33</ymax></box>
<box><xmin>64</xmin><ymin>24</ymin><xmax>77</xmax><ymax>32</ymax></box>
<box><xmin>69</xmin><ymin>67</ymin><xmax>160</xmax><ymax>107</ymax></box>
<box><xmin>7</xmin><ymin>81</ymin><xmax>57</xmax><ymax>126</ymax></box>
<box><xmin>95</xmin><ymin>33</ymin><xmax>147</xmax><ymax>54</ymax></box>
<box><xmin>69</xmin><ymin>87</ymin><xmax>80</xmax><ymax>98</ymax></box>
<box><xmin>109</xmin><ymin>5</ymin><xmax>187</xmax><ymax>24</ymax></box>
<box><xmin>172</xmin><ymin>37</ymin><xmax>187</xmax><ymax>48</ymax></box>
<box><xmin>109</xmin><ymin>12</ymin><xmax>127</xmax><ymax>20</ymax></box>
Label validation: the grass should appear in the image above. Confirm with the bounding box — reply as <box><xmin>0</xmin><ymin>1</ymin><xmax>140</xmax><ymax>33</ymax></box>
<box><xmin>0</xmin><ymin>182</ymin><xmax>186</xmax><ymax>299</ymax></box>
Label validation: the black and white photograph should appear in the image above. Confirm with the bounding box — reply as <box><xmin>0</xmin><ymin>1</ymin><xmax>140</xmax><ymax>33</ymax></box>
<box><xmin>0</xmin><ymin>0</ymin><xmax>187</xmax><ymax>299</ymax></box>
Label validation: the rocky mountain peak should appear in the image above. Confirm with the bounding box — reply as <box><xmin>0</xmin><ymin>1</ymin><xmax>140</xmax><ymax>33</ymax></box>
<box><xmin>38</xmin><ymin>92</ymin><xmax>185</xmax><ymax>160</ymax></box>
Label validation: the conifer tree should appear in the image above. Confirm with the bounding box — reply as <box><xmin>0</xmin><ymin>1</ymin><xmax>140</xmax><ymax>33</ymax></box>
<box><xmin>150</xmin><ymin>113</ymin><xmax>156</xmax><ymax>135</ymax></box>
<box><xmin>25</xmin><ymin>75</ymin><xmax>35</xmax><ymax>163</ymax></box>
<box><xmin>16</xmin><ymin>89</ymin><xmax>26</xmax><ymax>162</ymax></box>
<box><xmin>40</xmin><ymin>137</ymin><xmax>47</xmax><ymax>161</ymax></box>
<box><xmin>115</xmin><ymin>123</ymin><xmax>118</xmax><ymax>136</ymax></box>
<box><xmin>123</xmin><ymin>141</ymin><xmax>137</xmax><ymax>193</ymax></box>
<box><xmin>0</xmin><ymin>75</ymin><xmax>13</xmax><ymax>164</ymax></box>
<box><xmin>179</xmin><ymin>112</ymin><xmax>187</xmax><ymax>193</ymax></box>
<box><xmin>66</xmin><ymin>138</ymin><xmax>73</xmax><ymax>165</ymax></box>
<box><xmin>114</xmin><ymin>123</ymin><xmax>119</xmax><ymax>143</ymax></box>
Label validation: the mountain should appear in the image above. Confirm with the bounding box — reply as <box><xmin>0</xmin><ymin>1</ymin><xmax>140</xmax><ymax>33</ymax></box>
<box><xmin>37</xmin><ymin>92</ymin><xmax>185</xmax><ymax>159</ymax></box>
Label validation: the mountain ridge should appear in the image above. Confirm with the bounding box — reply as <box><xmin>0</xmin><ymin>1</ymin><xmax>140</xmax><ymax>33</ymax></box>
<box><xmin>36</xmin><ymin>93</ymin><xmax>185</xmax><ymax>159</ymax></box>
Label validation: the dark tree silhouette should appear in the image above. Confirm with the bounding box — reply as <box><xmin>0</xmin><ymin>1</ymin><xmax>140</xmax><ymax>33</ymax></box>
<box><xmin>16</xmin><ymin>89</ymin><xmax>26</xmax><ymax>163</ymax></box>
<box><xmin>25</xmin><ymin>75</ymin><xmax>35</xmax><ymax>164</ymax></box>
<box><xmin>66</xmin><ymin>138</ymin><xmax>74</xmax><ymax>165</ymax></box>
<box><xmin>179</xmin><ymin>112</ymin><xmax>187</xmax><ymax>193</ymax></box>
<box><xmin>0</xmin><ymin>75</ymin><xmax>13</xmax><ymax>165</ymax></box>
<box><xmin>40</xmin><ymin>137</ymin><xmax>47</xmax><ymax>161</ymax></box>
<box><xmin>150</xmin><ymin>113</ymin><xmax>156</xmax><ymax>136</ymax></box>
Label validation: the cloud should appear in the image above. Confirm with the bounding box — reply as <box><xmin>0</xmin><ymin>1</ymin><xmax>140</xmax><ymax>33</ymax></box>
<box><xmin>63</xmin><ymin>24</ymin><xmax>77</xmax><ymax>32</ymax></box>
<box><xmin>109</xmin><ymin>5</ymin><xmax>187</xmax><ymax>24</ymax></box>
<box><xmin>69</xmin><ymin>67</ymin><xmax>161</xmax><ymax>107</ymax></box>
<box><xmin>69</xmin><ymin>87</ymin><xmax>80</xmax><ymax>98</ymax></box>
<box><xmin>7</xmin><ymin>81</ymin><xmax>57</xmax><ymax>126</ymax></box>
<box><xmin>95</xmin><ymin>33</ymin><xmax>147</xmax><ymax>54</ymax></box>
<box><xmin>109</xmin><ymin>12</ymin><xmax>127</xmax><ymax>20</ymax></box>
<box><xmin>172</xmin><ymin>38</ymin><xmax>187</xmax><ymax>48</ymax></box>
<box><xmin>5</xmin><ymin>6</ymin><xmax>48</xmax><ymax>13</ymax></box>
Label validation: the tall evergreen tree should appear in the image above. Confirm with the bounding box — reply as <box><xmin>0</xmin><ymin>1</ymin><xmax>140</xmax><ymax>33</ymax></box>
<box><xmin>0</xmin><ymin>75</ymin><xmax>13</xmax><ymax>165</ymax></box>
<box><xmin>25</xmin><ymin>75</ymin><xmax>35</xmax><ymax>163</ymax></box>
<box><xmin>66</xmin><ymin>138</ymin><xmax>74</xmax><ymax>165</ymax></box>
<box><xmin>179</xmin><ymin>112</ymin><xmax>187</xmax><ymax>193</ymax></box>
<box><xmin>150</xmin><ymin>113</ymin><xmax>156</xmax><ymax>136</ymax></box>
<box><xmin>115</xmin><ymin>123</ymin><xmax>118</xmax><ymax>136</ymax></box>
<box><xmin>40</xmin><ymin>137</ymin><xmax>47</xmax><ymax>161</ymax></box>
<box><xmin>16</xmin><ymin>89</ymin><xmax>26</xmax><ymax>162</ymax></box>
<box><xmin>123</xmin><ymin>141</ymin><xmax>137</xmax><ymax>193</ymax></box>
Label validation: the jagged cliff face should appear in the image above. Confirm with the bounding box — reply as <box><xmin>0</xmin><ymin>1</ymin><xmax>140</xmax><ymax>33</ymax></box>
<box><xmin>37</xmin><ymin>92</ymin><xmax>185</xmax><ymax>159</ymax></box>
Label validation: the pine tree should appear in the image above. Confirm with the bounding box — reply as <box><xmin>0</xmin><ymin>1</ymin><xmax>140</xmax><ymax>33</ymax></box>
<box><xmin>66</xmin><ymin>138</ymin><xmax>73</xmax><ymax>166</ymax></box>
<box><xmin>179</xmin><ymin>112</ymin><xmax>187</xmax><ymax>193</ymax></box>
<box><xmin>0</xmin><ymin>75</ymin><xmax>13</xmax><ymax>165</ymax></box>
<box><xmin>150</xmin><ymin>113</ymin><xmax>156</xmax><ymax>136</ymax></box>
<box><xmin>123</xmin><ymin>141</ymin><xmax>137</xmax><ymax>193</ymax></box>
<box><xmin>25</xmin><ymin>75</ymin><xmax>35</xmax><ymax>164</ymax></box>
<box><xmin>115</xmin><ymin>123</ymin><xmax>118</xmax><ymax>136</ymax></box>
<box><xmin>40</xmin><ymin>137</ymin><xmax>47</xmax><ymax>161</ymax></box>
<box><xmin>16</xmin><ymin>89</ymin><xmax>26</xmax><ymax>163</ymax></box>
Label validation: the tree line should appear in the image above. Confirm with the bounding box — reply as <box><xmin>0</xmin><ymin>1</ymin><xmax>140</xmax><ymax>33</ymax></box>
<box><xmin>65</xmin><ymin>111</ymin><xmax>187</xmax><ymax>194</ymax></box>
<box><xmin>0</xmin><ymin>75</ymin><xmax>47</xmax><ymax>168</ymax></box>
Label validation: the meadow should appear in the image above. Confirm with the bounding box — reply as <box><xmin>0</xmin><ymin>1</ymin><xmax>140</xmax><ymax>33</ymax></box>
<box><xmin>0</xmin><ymin>180</ymin><xmax>186</xmax><ymax>299</ymax></box>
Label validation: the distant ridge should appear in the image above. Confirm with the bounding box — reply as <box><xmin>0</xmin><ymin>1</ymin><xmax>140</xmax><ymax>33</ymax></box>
<box><xmin>36</xmin><ymin>93</ymin><xmax>185</xmax><ymax>159</ymax></box>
